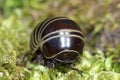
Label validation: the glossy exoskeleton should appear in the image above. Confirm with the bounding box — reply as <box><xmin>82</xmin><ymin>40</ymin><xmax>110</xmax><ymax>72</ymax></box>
<box><xmin>30</xmin><ymin>17</ymin><xmax>84</xmax><ymax>75</ymax></box>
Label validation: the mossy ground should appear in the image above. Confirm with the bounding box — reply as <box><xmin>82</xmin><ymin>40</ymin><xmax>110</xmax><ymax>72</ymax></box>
<box><xmin>0</xmin><ymin>0</ymin><xmax>120</xmax><ymax>80</ymax></box>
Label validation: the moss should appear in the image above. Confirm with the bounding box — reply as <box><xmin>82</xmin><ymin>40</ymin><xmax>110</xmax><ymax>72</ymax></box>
<box><xmin>0</xmin><ymin>24</ymin><xmax>120</xmax><ymax>80</ymax></box>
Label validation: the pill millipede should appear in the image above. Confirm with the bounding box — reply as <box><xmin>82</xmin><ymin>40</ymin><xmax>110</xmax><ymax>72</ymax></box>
<box><xmin>29</xmin><ymin>17</ymin><xmax>84</xmax><ymax>75</ymax></box>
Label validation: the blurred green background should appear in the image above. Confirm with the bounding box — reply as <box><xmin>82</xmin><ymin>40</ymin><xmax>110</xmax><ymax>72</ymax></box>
<box><xmin>0</xmin><ymin>0</ymin><xmax>120</xmax><ymax>80</ymax></box>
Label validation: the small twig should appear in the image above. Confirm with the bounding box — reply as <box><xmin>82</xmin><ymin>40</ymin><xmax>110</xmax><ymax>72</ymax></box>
<box><xmin>66</xmin><ymin>65</ymin><xmax>83</xmax><ymax>76</ymax></box>
<box><xmin>69</xmin><ymin>66</ymin><xmax>83</xmax><ymax>76</ymax></box>
<box><xmin>15</xmin><ymin>65</ymin><xmax>23</xmax><ymax>80</ymax></box>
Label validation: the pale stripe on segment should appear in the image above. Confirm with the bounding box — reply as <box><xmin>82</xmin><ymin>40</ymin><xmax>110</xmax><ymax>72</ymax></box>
<box><xmin>44</xmin><ymin>49</ymin><xmax>79</xmax><ymax>59</ymax></box>
<box><xmin>30</xmin><ymin>26</ymin><xmax>41</xmax><ymax>53</ymax></box>
<box><xmin>42</xmin><ymin>29</ymin><xmax>84</xmax><ymax>41</ymax></box>
<box><xmin>40</xmin><ymin>17</ymin><xmax>68</xmax><ymax>39</ymax></box>
<box><xmin>38</xmin><ymin>17</ymin><xmax>68</xmax><ymax>42</ymax></box>
<box><xmin>34</xmin><ymin>26</ymin><xmax>40</xmax><ymax>45</ymax></box>
<box><xmin>30</xmin><ymin>17</ymin><xmax>67</xmax><ymax>51</ymax></box>
<box><xmin>30</xmin><ymin>17</ymin><xmax>67</xmax><ymax>53</ymax></box>
<box><xmin>40</xmin><ymin>34</ymin><xmax>84</xmax><ymax>52</ymax></box>
<box><xmin>30</xmin><ymin>17</ymin><xmax>83</xmax><ymax>55</ymax></box>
